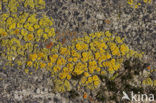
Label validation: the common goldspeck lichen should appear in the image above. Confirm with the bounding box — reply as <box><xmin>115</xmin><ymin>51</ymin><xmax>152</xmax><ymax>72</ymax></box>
<box><xmin>0</xmin><ymin>0</ymin><xmax>146</xmax><ymax>93</ymax></box>
<box><xmin>127</xmin><ymin>0</ymin><xmax>151</xmax><ymax>8</ymax></box>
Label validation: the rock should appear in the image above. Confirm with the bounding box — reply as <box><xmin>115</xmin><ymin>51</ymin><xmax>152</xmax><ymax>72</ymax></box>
<box><xmin>36</xmin><ymin>88</ymin><xmax>40</xmax><ymax>94</ymax></box>
<box><xmin>14</xmin><ymin>93</ymin><xmax>22</xmax><ymax>101</ymax></box>
<box><xmin>143</xmin><ymin>70</ymin><xmax>150</xmax><ymax>77</ymax></box>
<box><xmin>151</xmin><ymin>71</ymin><xmax>156</xmax><ymax>80</ymax></box>
<box><xmin>96</xmin><ymin>13</ymin><xmax>104</xmax><ymax>20</ymax></box>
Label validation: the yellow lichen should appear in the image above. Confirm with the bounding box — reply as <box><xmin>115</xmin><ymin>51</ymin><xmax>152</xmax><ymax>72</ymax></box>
<box><xmin>127</xmin><ymin>0</ymin><xmax>151</xmax><ymax>8</ymax></box>
<box><xmin>27</xmin><ymin>61</ymin><xmax>33</xmax><ymax>67</ymax></box>
<box><xmin>0</xmin><ymin>0</ymin><xmax>145</xmax><ymax>93</ymax></box>
<box><xmin>142</xmin><ymin>78</ymin><xmax>153</xmax><ymax>86</ymax></box>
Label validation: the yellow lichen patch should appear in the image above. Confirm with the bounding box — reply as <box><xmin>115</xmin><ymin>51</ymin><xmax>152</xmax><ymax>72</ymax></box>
<box><xmin>4</xmin><ymin>30</ymin><xmax>143</xmax><ymax>91</ymax></box>
<box><xmin>0</xmin><ymin>28</ymin><xmax>8</xmax><ymax>37</ymax></box>
<box><xmin>143</xmin><ymin>0</ymin><xmax>151</xmax><ymax>3</ymax></box>
<box><xmin>54</xmin><ymin>79</ymin><xmax>71</xmax><ymax>92</ymax></box>
<box><xmin>142</xmin><ymin>78</ymin><xmax>153</xmax><ymax>86</ymax></box>
<box><xmin>109</xmin><ymin>42</ymin><xmax>121</xmax><ymax>56</ymax></box>
<box><xmin>49</xmin><ymin>54</ymin><xmax>58</xmax><ymax>64</ymax></box>
<box><xmin>39</xmin><ymin>15</ymin><xmax>53</xmax><ymax>28</ymax></box>
<box><xmin>40</xmin><ymin>62</ymin><xmax>46</xmax><ymax>68</ymax></box>
<box><xmin>0</xmin><ymin>1</ymin><xmax>2</xmax><ymax>11</ymax></box>
<box><xmin>59</xmin><ymin>47</ymin><xmax>70</xmax><ymax>56</ymax></box>
<box><xmin>34</xmin><ymin>0</ymin><xmax>46</xmax><ymax>9</ymax></box>
<box><xmin>128</xmin><ymin>0</ymin><xmax>134</xmax><ymax>5</ymax></box>
<box><xmin>76</xmin><ymin>42</ymin><xmax>88</xmax><ymax>51</ymax></box>
<box><xmin>127</xmin><ymin>0</ymin><xmax>151</xmax><ymax>8</ymax></box>
<box><xmin>74</xmin><ymin>62</ymin><xmax>87</xmax><ymax>75</ymax></box>
<box><xmin>120</xmin><ymin>43</ymin><xmax>129</xmax><ymax>56</ymax></box>
<box><xmin>56</xmin><ymin>56</ymin><xmax>66</xmax><ymax>66</ymax></box>
<box><xmin>21</xmin><ymin>29</ymin><xmax>28</xmax><ymax>36</ymax></box>
<box><xmin>105</xmin><ymin>31</ymin><xmax>112</xmax><ymax>37</ymax></box>
<box><xmin>84</xmin><ymin>72</ymin><xmax>90</xmax><ymax>77</ymax></box>
<box><xmin>24</xmin><ymin>0</ymin><xmax>35</xmax><ymax>9</ymax></box>
<box><xmin>89</xmin><ymin>61</ymin><xmax>98</xmax><ymax>74</ymax></box>
<box><xmin>81</xmin><ymin>51</ymin><xmax>94</xmax><ymax>62</ymax></box>
<box><xmin>81</xmin><ymin>75</ymin><xmax>101</xmax><ymax>89</ymax></box>
<box><xmin>29</xmin><ymin>54</ymin><xmax>38</xmax><ymax>61</ymax></box>
<box><xmin>59</xmin><ymin>72</ymin><xmax>67</xmax><ymax>79</ymax></box>
<box><xmin>67</xmin><ymin>75</ymin><xmax>71</xmax><ymax>80</ymax></box>
<box><xmin>24</xmin><ymin>68</ymin><xmax>29</xmax><ymax>74</ymax></box>
<box><xmin>53</xmin><ymin>66</ymin><xmax>61</xmax><ymax>73</ymax></box>
<box><xmin>115</xmin><ymin>36</ymin><xmax>124</xmax><ymax>44</ymax></box>
<box><xmin>25</xmin><ymin>33</ymin><xmax>34</xmax><ymax>41</ymax></box>
<box><xmin>154</xmin><ymin>80</ymin><xmax>156</xmax><ymax>86</ymax></box>
<box><xmin>27</xmin><ymin>61</ymin><xmax>33</xmax><ymax>67</ymax></box>
<box><xmin>8</xmin><ymin>0</ymin><xmax>19</xmax><ymax>12</ymax></box>
<box><xmin>37</xmin><ymin>52</ymin><xmax>45</xmax><ymax>60</ymax></box>
<box><xmin>0</xmin><ymin>0</ymin><xmax>55</xmax><ymax>75</ymax></box>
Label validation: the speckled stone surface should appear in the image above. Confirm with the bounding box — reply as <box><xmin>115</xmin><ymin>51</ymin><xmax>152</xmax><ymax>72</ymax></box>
<box><xmin>0</xmin><ymin>0</ymin><xmax>156</xmax><ymax>103</ymax></box>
